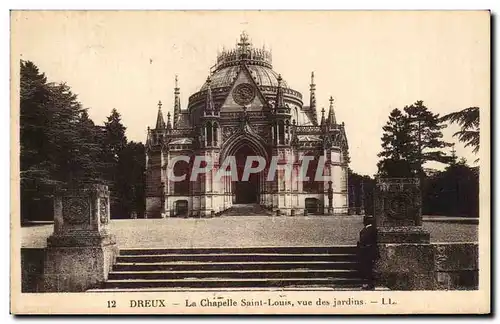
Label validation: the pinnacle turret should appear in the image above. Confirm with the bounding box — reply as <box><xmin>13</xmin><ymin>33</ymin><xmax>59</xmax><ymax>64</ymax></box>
<box><xmin>204</xmin><ymin>76</ymin><xmax>215</xmax><ymax>113</ymax></box>
<box><xmin>155</xmin><ymin>100</ymin><xmax>166</xmax><ymax>129</ymax></box>
<box><xmin>173</xmin><ymin>75</ymin><xmax>181</xmax><ymax>127</ymax></box>
<box><xmin>309</xmin><ymin>71</ymin><xmax>317</xmax><ymax>125</ymax></box>
<box><xmin>275</xmin><ymin>74</ymin><xmax>285</xmax><ymax>108</ymax></box>
<box><xmin>327</xmin><ymin>96</ymin><xmax>336</xmax><ymax>126</ymax></box>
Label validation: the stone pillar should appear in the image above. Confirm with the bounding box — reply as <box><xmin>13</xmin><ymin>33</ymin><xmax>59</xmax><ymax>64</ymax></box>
<box><xmin>373</xmin><ymin>178</ymin><xmax>435</xmax><ymax>290</ymax></box>
<box><xmin>43</xmin><ymin>184</ymin><xmax>118</xmax><ymax>292</ymax></box>
<box><xmin>160</xmin><ymin>182</ymin><xmax>167</xmax><ymax>218</ymax></box>
<box><xmin>327</xmin><ymin>181</ymin><xmax>333</xmax><ymax>215</ymax></box>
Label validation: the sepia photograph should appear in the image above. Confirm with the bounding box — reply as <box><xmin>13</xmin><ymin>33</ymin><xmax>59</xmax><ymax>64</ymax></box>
<box><xmin>10</xmin><ymin>10</ymin><xmax>490</xmax><ymax>314</ymax></box>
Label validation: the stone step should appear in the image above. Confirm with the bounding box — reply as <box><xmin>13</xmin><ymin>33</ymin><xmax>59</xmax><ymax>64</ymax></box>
<box><xmin>108</xmin><ymin>269</ymin><xmax>361</xmax><ymax>280</ymax></box>
<box><xmin>115</xmin><ymin>253</ymin><xmax>357</xmax><ymax>263</ymax></box>
<box><xmin>113</xmin><ymin>261</ymin><xmax>358</xmax><ymax>271</ymax></box>
<box><xmin>220</xmin><ymin>204</ymin><xmax>273</xmax><ymax>216</ymax></box>
<box><xmin>119</xmin><ymin>246</ymin><xmax>358</xmax><ymax>255</ymax></box>
<box><xmin>102</xmin><ymin>246</ymin><xmax>366</xmax><ymax>290</ymax></box>
<box><xmin>103</xmin><ymin>277</ymin><xmax>366</xmax><ymax>289</ymax></box>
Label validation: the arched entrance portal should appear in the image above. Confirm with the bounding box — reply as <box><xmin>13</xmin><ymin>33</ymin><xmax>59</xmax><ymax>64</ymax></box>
<box><xmin>234</xmin><ymin>144</ymin><xmax>259</xmax><ymax>204</ymax></box>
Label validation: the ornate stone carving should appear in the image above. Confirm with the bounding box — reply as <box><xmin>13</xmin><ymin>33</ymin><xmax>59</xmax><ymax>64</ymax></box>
<box><xmin>385</xmin><ymin>194</ymin><xmax>413</xmax><ymax>220</ymax></box>
<box><xmin>434</xmin><ymin>245</ymin><xmax>448</xmax><ymax>269</ymax></box>
<box><xmin>99</xmin><ymin>198</ymin><xmax>108</xmax><ymax>224</ymax></box>
<box><xmin>232</xmin><ymin>83</ymin><xmax>256</xmax><ymax>105</ymax></box>
<box><xmin>222</xmin><ymin>127</ymin><xmax>236</xmax><ymax>141</ymax></box>
<box><xmin>62</xmin><ymin>197</ymin><xmax>89</xmax><ymax>225</ymax></box>
<box><xmin>252</xmin><ymin>125</ymin><xmax>269</xmax><ymax>138</ymax></box>
<box><xmin>323</xmin><ymin>135</ymin><xmax>332</xmax><ymax>149</ymax></box>
<box><xmin>374</xmin><ymin>178</ymin><xmax>422</xmax><ymax>227</ymax></box>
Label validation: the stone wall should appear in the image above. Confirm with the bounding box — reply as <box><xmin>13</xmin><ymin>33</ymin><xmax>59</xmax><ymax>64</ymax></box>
<box><xmin>434</xmin><ymin>242</ymin><xmax>479</xmax><ymax>290</ymax></box>
<box><xmin>374</xmin><ymin>242</ymin><xmax>479</xmax><ymax>290</ymax></box>
<box><xmin>21</xmin><ymin>248</ymin><xmax>45</xmax><ymax>293</ymax></box>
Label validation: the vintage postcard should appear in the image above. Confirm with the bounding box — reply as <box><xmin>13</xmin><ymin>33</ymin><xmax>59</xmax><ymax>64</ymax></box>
<box><xmin>10</xmin><ymin>10</ymin><xmax>490</xmax><ymax>315</ymax></box>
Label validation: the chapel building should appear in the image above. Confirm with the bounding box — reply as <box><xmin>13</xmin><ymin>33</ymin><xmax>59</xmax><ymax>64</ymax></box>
<box><xmin>145</xmin><ymin>32</ymin><xmax>349</xmax><ymax>218</ymax></box>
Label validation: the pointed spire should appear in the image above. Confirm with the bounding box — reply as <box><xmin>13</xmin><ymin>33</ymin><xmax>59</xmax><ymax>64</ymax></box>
<box><xmin>327</xmin><ymin>96</ymin><xmax>336</xmax><ymax>126</ymax></box>
<box><xmin>155</xmin><ymin>100</ymin><xmax>166</xmax><ymax>129</ymax></box>
<box><xmin>173</xmin><ymin>75</ymin><xmax>181</xmax><ymax>127</ymax></box>
<box><xmin>166</xmin><ymin>111</ymin><xmax>172</xmax><ymax>130</ymax></box>
<box><xmin>309</xmin><ymin>71</ymin><xmax>317</xmax><ymax>124</ymax></box>
<box><xmin>320</xmin><ymin>107</ymin><xmax>326</xmax><ymax>126</ymax></box>
<box><xmin>204</xmin><ymin>75</ymin><xmax>215</xmax><ymax>113</ymax></box>
<box><xmin>275</xmin><ymin>74</ymin><xmax>284</xmax><ymax>108</ymax></box>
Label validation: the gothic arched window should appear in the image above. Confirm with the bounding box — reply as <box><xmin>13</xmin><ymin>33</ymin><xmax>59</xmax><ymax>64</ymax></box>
<box><xmin>213</xmin><ymin>122</ymin><xmax>219</xmax><ymax>146</ymax></box>
<box><xmin>173</xmin><ymin>159</ymin><xmax>190</xmax><ymax>195</ymax></box>
<box><xmin>206</xmin><ymin>122</ymin><xmax>213</xmax><ymax>147</ymax></box>
<box><xmin>278</xmin><ymin>121</ymin><xmax>285</xmax><ymax>145</ymax></box>
<box><xmin>303</xmin><ymin>152</ymin><xmax>320</xmax><ymax>193</ymax></box>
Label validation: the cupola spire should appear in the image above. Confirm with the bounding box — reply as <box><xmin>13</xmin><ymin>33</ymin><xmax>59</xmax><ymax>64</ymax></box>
<box><xmin>320</xmin><ymin>107</ymin><xmax>326</xmax><ymax>126</ymax></box>
<box><xmin>237</xmin><ymin>31</ymin><xmax>251</xmax><ymax>57</ymax></box>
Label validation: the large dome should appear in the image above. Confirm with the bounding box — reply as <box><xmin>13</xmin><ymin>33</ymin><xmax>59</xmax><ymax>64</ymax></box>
<box><xmin>200</xmin><ymin>65</ymin><xmax>289</xmax><ymax>91</ymax></box>
<box><xmin>199</xmin><ymin>31</ymin><xmax>289</xmax><ymax>91</ymax></box>
<box><xmin>188</xmin><ymin>32</ymin><xmax>303</xmax><ymax>110</ymax></box>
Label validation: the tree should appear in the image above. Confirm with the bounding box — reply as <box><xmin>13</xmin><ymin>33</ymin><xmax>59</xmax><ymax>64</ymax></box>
<box><xmin>441</xmin><ymin>107</ymin><xmax>480</xmax><ymax>156</ymax></box>
<box><xmin>20</xmin><ymin>60</ymin><xmax>53</xmax><ymax>188</ymax></box>
<box><xmin>348</xmin><ymin>169</ymin><xmax>376</xmax><ymax>215</ymax></box>
<box><xmin>114</xmin><ymin>142</ymin><xmax>146</xmax><ymax>218</ymax></box>
<box><xmin>20</xmin><ymin>60</ymin><xmax>55</xmax><ymax>222</ymax></box>
<box><xmin>104</xmin><ymin>109</ymin><xmax>127</xmax><ymax>159</ymax></box>
<box><xmin>422</xmin><ymin>159</ymin><xmax>479</xmax><ymax>217</ymax></box>
<box><xmin>377</xmin><ymin>108</ymin><xmax>414</xmax><ymax>177</ymax></box>
<box><xmin>404</xmin><ymin>101</ymin><xmax>452</xmax><ymax>176</ymax></box>
<box><xmin>101</xmin><ymin>109</ymin><xmax>130</xmax><ymax>217</ymax></box>
<box><xmin>46</xmin><ymin>82</ymin><xmax>91</xmax><ymax>185</ymax></box>
<box><xmin>377</xmin><ymin>101</ymin><xmax>451</xmax><ymax>177</ymax></box>
<box><xmin>20</xmin><ymin>60</ymin><xmax>145</xmax><ymax>221</ymax></box>
<box><xmin>101</xmin><ymin>109</ymin><xmax>127</xmax><ymax>182</ymax></box>
<box><xmin>73</xmin><ymin>110</ymin><xmax>105</xmax><ymax>183</ymax></box>
<box><xmin>20</xmin><ymin>60</ymin><xmax>106</xmax><ymax>222</ymax></box>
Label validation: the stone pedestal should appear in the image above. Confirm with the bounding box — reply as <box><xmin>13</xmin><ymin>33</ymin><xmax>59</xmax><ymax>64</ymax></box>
<box><xmin>373</xmin><ymin>178</ymin><xmax>435</xmax><ymax>290</ymax></box>
<box><xmin>43</xmin><ymin>184</ymin><xmax>118</xmax><ymax>292</ymax></box>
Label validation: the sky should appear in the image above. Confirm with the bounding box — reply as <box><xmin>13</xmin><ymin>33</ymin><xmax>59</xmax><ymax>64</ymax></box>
<box><xmin>11</xmin><ymin>11</ymin><xmax>489</xmax><ymax>176</ymax></box>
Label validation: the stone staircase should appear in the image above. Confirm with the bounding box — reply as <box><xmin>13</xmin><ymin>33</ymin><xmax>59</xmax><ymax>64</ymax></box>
<box><xmin>97</xmin><ymin>246</ymin><xmax>367</xmax><ymax>290</ymax></box>
<box><xmin>221</xmin><ymin>204</ymin><xmax>273</xmax><ymax>216</ymax></box>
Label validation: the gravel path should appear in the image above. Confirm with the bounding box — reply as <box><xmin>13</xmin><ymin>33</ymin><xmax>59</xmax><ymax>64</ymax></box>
<box><xmin>21</xmin><ymin>215</ymin><xmax>478</xmax><ymax>249</ymax></box>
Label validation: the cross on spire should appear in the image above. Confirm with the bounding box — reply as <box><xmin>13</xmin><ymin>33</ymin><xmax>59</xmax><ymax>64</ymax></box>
<box><xmin>238</xmin><ymin>31</ymin><xmax>251</xmax><ymax>52</ymax></box>
<box><xmin>155</xmin><ymin>100</ymin><xmax>165</xmax><ymax>129</ymax></box>
<box><xmin>327</xmin><ymin>96</ymin><xmax>336</xmax><ymax>126</ymax></box>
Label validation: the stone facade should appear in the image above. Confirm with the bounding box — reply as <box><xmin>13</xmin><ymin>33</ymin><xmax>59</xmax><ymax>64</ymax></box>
<box><xmin>145</xmin><ymin>32</ymin><xmax>349</xmax><ymax>218</ymax></box>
